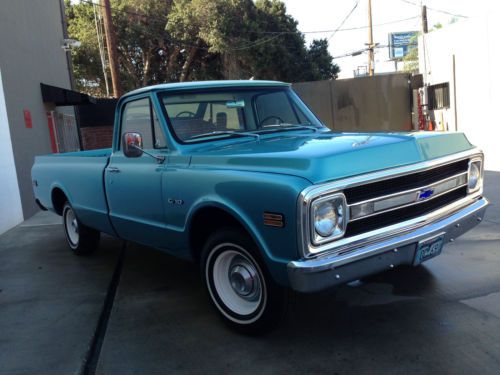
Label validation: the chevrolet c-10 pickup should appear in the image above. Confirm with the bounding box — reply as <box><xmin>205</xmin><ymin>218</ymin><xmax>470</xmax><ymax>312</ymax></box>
<box><xmin>32</xmin><ymin>80</ymin><xmax>488</xmax><ymax>332</ymax></box>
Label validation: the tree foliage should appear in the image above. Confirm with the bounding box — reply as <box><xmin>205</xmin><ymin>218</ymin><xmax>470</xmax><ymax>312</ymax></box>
<box><xmin>66</xmin><ymin>0</ymin><xmax>340</xmax><ymax>96</ymax></box>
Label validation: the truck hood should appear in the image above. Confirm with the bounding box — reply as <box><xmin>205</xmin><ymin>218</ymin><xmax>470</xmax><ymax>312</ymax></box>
<box><xmin>188</xmin><ymin>130</ymin><xmax>473</xmax><ymax>184</ymax></box>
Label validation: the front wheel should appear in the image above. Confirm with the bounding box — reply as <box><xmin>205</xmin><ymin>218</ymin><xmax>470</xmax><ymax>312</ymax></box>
<box><xmin>62</xmin><ymin>202</ymin><xmax>100</xmax><ymax>255</ymax></box>
<box><xmin>201</xmin><ymin>228</ymin><xmax>289</xmax><ymax>334</ymax></box>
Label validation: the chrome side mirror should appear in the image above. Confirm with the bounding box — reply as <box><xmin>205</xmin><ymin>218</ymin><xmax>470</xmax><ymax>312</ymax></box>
<box><xmin>122</xmin><ymin>132</ymin><xmax>143</xmax><ymax>158</ymax></box>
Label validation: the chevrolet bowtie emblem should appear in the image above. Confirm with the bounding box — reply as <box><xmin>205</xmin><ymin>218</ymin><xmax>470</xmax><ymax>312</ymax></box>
<box><xmin>418</xmin><ymin>188</ymin><xmax>435</xmax><ymax>201</ymax></box>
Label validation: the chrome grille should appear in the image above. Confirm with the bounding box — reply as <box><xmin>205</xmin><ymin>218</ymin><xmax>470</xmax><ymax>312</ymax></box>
<box><xmin>345</xmin><ymin>186</ymin><xmax>467</xmax><ymax>237</ymax></box>
<box><xmin>344</xmin><ymin>158</ymin><xmax>469</xmax><ymax>204</ymax></box>
<box><xmin>344</xmin><ymin>159</ymin><xmax>470</xmax><ymax>238</ymax></box>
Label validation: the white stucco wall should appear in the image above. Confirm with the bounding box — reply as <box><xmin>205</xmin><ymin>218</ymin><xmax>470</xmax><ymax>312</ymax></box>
<box><xmin>419</xmin><ymin>5</ymin><xmax>500</xmax><ymax>171</ymax></box>
<box><xmin>0</xmin><ymin>68</ymin><xmax>24</xmax><ymax>234</ymax></box>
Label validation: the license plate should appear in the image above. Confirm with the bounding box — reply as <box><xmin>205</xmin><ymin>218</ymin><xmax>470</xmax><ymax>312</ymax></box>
<box><xmin>413</xmin><ymin>233</ymin><xmax>445</xmax><ymax>265</ymax></box>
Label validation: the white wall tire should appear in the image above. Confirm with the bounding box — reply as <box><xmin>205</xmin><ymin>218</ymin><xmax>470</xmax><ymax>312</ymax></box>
<box><xmin>62</xmin><ymin>202</ymin><xmax>100</xmax><ymax>255</ymax></box>
<box><xmin>201</xmin><ymin>228</ymin><xmax>289</xmax><ymax>333</ymax></box>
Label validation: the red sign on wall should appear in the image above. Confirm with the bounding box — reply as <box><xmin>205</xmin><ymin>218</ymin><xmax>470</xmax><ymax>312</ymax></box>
<box><xmin>23</xmin><ymin>109</ymin><xmax>32</xmax><ymax>128</ymax></box>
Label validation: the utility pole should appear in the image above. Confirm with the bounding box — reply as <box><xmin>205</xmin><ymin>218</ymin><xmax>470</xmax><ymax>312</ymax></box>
<box><xmin>421</xmin><ymin>3</ymin><xmax>428</xmax><ymax>81</ymax></box>
<box><xmin>101</xmin><ymin>0</ymin><xmax>122</xmax><ymax>97</ymax></box>
<box><xmin>93</xmin><ymin>3</ymin><xmax>110</xmax><ymax>96</ymax></box>
<box><xmin>421</xmin><ymin>5</ymin><xmax>428</xmax><ymax>33</ymax></box>
<box><xmin>421</xmin><ymin>2</ymin><xmax>429</xmax><ymax>130</ymax></box>
<box><xmin>367</xmin><ymin>0</ymin><xmax>374</xmax><ymax>76</ymax></box>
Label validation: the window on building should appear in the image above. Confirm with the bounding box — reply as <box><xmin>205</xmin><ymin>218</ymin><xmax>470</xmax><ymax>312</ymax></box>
<box><xmin>428</xmin><ymin>82</ymin><xmax>450</xmax><ymax>110</ymax></box>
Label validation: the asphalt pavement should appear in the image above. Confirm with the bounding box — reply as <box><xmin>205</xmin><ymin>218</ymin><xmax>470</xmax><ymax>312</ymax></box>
<box><xmin>1</xmin><ymin>171</ymin><xmax>500</xmax><ymax>374</ymax></box>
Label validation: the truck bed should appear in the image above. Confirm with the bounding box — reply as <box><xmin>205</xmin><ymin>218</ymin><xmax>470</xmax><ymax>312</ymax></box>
<box><xmin>31</xmin><ymin>148</ymin><xmax>115</xmax><ymax>235</ymax></box>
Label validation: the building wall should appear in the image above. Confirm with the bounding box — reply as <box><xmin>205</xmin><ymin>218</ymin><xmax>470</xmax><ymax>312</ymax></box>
<box><xmin>77</xmin><ymin>98</ymin><xmax>117</xmax><ymax>150</ymax></box>
<box><xmin>293</xmin><ymin>74</ymin><xmax>412</xmax><ymax>132</ymax></box>
<box><xmin>0</xmin><ymin>0</ymin><xmax>75</xmax><ymax>219</ymax></box>
<box><xmin>0</xmin><ymin>69</ymin><xmax>24</xmax><ymax>233</ymax></box>
<box><xmin>419</xmin><ymin>7</ymin><xmax>500</xmax><ymax>171</ymax></box>
<box><xmin>81</xmin><ymin>126</ymin><xmax>114</xmax><ymax>150</ymax></box>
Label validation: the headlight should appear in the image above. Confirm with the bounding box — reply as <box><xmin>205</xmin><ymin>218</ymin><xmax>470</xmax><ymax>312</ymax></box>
<box><xmin>311</xmin><ymin>194</ymin><xmax>347</xmax><ymax>245</ymax></box>
<box><xmin>467</xmin><ymin>158</ymin><xmax>483</xmax><ymax>193</ymax></box>
<box><xmin>314</xmin><ymin>202</ymin><xmax>337</xmax><ymax>237</ymax></box>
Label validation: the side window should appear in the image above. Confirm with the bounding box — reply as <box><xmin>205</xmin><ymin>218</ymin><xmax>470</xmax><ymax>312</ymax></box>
<box><xmin>121</xmin><ymin>98</ymin><xmax>167</xmax><ymax>149</ymax></box>
<box><xmin>254</xmin><ymin>91</ymin><xmax>299</xmax><ymax>126</ymax></box>
<box><xmin>121</xmin><ymin>98</ymin><xmax>153</xmax><ymax>149</ymax></box>
<box><xmin>152</xmin><ymin>106</ymin><xmax>167</xmax><ymax>148</ymax></box>
<box><xmin>294</xmin><ymin>105</ymin><xmax>311</xmax><ymax>124</ymax></box>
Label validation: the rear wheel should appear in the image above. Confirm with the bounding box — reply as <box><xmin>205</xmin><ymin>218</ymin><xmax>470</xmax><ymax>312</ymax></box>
<box><xmin>201</xmin><ymin>228</ymin><xmax>289</xmax><ymax>334</ymax></box>
<box><xmin>62</xmin><ymin>202</ymin><xmax>100</xmax><ymax>255</ymax></box>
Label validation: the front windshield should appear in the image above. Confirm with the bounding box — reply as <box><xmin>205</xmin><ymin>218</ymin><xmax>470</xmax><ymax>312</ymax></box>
<box><xmin>158</xmin><ymin>88</ymin><xmax>323</xmax><ymax>143</ymax></box>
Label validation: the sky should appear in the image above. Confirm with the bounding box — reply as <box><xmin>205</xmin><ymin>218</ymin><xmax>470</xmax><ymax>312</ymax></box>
<box><xmin>282</xmin><ymin>0</ymin><xmax>496</xmax><ymax>78</ymax></box>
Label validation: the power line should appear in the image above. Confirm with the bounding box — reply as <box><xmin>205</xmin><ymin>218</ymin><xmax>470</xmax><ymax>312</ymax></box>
<box><xmin>227</xmin><ymin>34</ymin><xmax>284</xmax><ymax>51</ymax></box>
<box><xmin>328</xmin><ymin>0</ymin><xmax>360</xmax><ymax>41</ymax></box>
<box><xmin>79</xmin><ymin>0</ymin><xmax>168</xmax><ymax>23</ymax></box>
<box><xmin>78</xmin><ymin>0</ymin><xmax>418</xmax><ymax>36</ymax></box>
<box><xmin>260</xmin><ymin>16</ymin><xmax>419</xmax><ymax>35</ymax></box>
<box><xmin>322</xmin><ymin>16</ymin><xmax>419</xmax><ymax>33</ymax></box>
<box><xmin>399</xmin><ymin>0</ymin><xmax>468</xmax><ymax>18</ymax></box>
<box><xmin>333</xmin><ymin>42</ymin><xmax>418</xmax><ymax>59</ymax></box>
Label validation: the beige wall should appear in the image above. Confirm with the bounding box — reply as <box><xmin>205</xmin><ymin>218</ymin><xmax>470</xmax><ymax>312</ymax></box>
<box><xmin>293</xmin><ymin>73</ymin><xmax>412</xmax><ymax>132</ymax></box>
<box><xmin>0</xmin><ymin>0</ymin><xmax>75</xmax><ymax>218</ymax></box>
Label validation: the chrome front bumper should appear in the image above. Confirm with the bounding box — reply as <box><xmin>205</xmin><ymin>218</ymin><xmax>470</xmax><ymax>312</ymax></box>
<box><xmin>287</xmin><ymin>197</ymin><xmax>489</xmax><ymax>293</ymax></box>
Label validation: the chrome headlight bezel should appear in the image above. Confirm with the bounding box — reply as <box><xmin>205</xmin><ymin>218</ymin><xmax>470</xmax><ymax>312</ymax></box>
<box><xmin>310</xmin><ymin>193</ymin><xmax>348</xmax><ymax>246</ymax></box>
<box><xmin>467</xmin><ymin>157</ymin><xmax>483</xmax><ymax>194</ymax></box>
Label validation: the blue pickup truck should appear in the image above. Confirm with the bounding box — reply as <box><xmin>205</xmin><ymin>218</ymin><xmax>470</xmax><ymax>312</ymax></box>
<box><xmin>32</xmin><ymin>80</ymin><xmax>488</xmax><ymax>332</ymax></box>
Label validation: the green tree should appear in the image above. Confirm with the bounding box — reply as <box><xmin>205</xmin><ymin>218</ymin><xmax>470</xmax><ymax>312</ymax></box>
<box><xmin>66</xmin><ymin>0</ymin><xmax>108</xmax><ymax>95</ymax></box>
<box><xmin>67</xmin><ymin>0</ymin><xmax>182</xmax><ymax>94</ymax></box>
<box><xmin>66</xmin><ymin>0</ymin><xmax>339</xmax><ymax>96</ymax></box>
<box><xmin>306</xmin><ymin>39</ymin><xmax>340</xmax><ymax>80</ymax></box>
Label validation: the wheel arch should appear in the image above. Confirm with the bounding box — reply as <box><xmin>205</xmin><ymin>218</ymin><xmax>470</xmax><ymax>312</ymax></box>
<box><xmin>51</xmin><ymin>186</ymin><xmax>69</xmax><ymax>215</ymax></box>
<box><xmin>187</xmin><ymin>202</ymin><xmax>266</xmax><ymax>265</ymax></box>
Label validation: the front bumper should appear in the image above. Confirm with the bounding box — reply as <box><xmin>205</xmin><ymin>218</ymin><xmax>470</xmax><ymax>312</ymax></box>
<box><xmin>288</xmin><ymin>197</ymin><xmax>489</xmax><ymax>293</ymax></box>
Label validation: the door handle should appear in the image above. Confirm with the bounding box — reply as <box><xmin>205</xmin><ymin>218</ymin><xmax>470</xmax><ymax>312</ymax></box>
<box><xmin>107</xmin><ymin>167</ymin><xmax>121</xmax><ymax>173</ymax></box>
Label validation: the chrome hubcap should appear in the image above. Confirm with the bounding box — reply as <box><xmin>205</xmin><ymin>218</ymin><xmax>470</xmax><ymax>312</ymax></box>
<box><xmin>71</xmin><ymin>219</ymin><xmax>78</xmax><ymax>233</ymax></box>
<box><xmin>65</xmin><ymin>208</ymin><xmax>79</xmax><ymax>245</ymax></box>
<box><xmin>229</xmin><ymin>262</ymin><xmax>258</xmax><ymax>299</ymax></box>
<box><xmin>211</xmin><ymin>248</ymin><xmax>263</xmax><ymax>316</ymax></box>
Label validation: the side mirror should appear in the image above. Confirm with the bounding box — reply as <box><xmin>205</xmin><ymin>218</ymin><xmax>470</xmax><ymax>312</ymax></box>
<box><xmin>122</xmin><ymin>132</ymin><xmax>143</xmax><ymax>158</ymax></box>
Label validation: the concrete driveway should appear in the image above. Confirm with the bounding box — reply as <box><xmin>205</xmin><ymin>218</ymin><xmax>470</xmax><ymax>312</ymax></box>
<box><xmin>1</xmin><ymin>172</ymin><xmax>500</xmax><ymax>374</ymax></box>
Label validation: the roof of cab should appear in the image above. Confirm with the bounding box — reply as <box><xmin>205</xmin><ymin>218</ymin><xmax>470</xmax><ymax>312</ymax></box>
<box><xmin>122</xmin><ymin>80</ymin><xmax>290</xmax><ymax>98</ymax></box>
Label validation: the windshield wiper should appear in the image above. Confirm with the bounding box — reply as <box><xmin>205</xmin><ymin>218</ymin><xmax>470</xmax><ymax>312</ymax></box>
<box><xmin>189</xmin><ymin>130</ymin><xmax>260</xmax><ymax>141</ymax></box>
<box><xmin>259</xmin><ymin>123</ymin><xmax>320</xmax><ymax>132</ymax></box>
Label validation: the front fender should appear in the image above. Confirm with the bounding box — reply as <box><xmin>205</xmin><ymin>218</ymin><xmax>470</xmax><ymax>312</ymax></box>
<box><xmin>163</xmin><ymin>168</ymin><xmax>312</xmax><ymax>286</ymax></box>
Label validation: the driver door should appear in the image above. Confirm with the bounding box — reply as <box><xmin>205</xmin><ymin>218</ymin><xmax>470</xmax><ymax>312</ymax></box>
<box><xmin>105</xmin><ymin>95</ymin><xmax>170</xmax><ymax>248</ymax></box>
